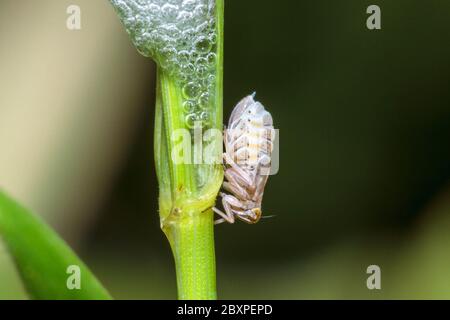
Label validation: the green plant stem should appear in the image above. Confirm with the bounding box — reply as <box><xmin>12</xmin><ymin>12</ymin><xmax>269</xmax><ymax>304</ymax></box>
<box><xmin>154</xmin><ymin>0</ymin><xmax>224</xmax><ymax>300</ymax></box>
<box><xmin>156</xmin><ymin>68</ymin><xmax>219</xmax><ymax>299</ymax></box>
<box><xmin>165</xmin><ymin>210</ymin><xmax>216</xmax><ymax>300</ymax></box>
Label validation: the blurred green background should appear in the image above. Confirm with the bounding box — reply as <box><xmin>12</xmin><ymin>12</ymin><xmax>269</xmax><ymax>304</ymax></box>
<box><xmin>1</xmin><ymin>0</ymin><xmax>450</xmax><ymax>299</ymax></box>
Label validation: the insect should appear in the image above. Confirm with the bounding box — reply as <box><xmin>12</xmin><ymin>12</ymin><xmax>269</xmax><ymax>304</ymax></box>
<box><xmin>213</xmin><ymin>93</ymin><xmax>275</xmax><ymax>224</ymax></box>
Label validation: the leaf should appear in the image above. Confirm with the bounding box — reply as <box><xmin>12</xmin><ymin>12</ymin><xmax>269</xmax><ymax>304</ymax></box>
<box><xmin>0</xmin><ymin>190</ymin><xmax>111</xmax><ymax>300</ymax></box>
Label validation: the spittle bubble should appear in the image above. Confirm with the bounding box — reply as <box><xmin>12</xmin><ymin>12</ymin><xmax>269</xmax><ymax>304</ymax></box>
<box><xmin>110</xmin><ymin>0</ymin><xmax>218</xmax><ymax>128</ymax></box>
<box><xmin>185</xmin><ymin>113</ymin><xmax>197</xmax><ymax>129</ymax></box>
<box><xmin>183</xmin><ymin>100</ymin><xmax>197</xmax><ymax>113</ymax></box>
<box><xmin>182</xmin><ymin>82</ymin><xmax>201</xmax><ymax>99</ymax></box>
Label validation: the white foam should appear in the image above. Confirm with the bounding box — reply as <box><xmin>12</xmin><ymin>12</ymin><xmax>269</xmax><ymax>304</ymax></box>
<box><xmin>110</xmin><ymin>0</ymin><xmax>218</xmax><ymax>128</ymax></box>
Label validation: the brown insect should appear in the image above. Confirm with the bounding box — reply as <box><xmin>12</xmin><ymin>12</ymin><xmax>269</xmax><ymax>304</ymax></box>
<box><xmin>213</xmin><ymin>94</ymin><xmax>274</xmax><ymax>224</ymax></box>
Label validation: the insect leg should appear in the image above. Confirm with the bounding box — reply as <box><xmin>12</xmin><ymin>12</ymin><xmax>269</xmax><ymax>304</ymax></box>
<box><xmin>224</xmin><ymin>168</ymin><xmax>254</xmax><ymax>196</ymax></box>
<box><xmin>223</xmin><ymin>153</ymin><xmax>254</xmax><ymax>187</ymax></box>
<box><xmin>213</xmin><ymin>198</ymin><xmax>235</xmax><ymax>224</ymax></box>
<box><xmin>250</xmin><ymin>165</ymin><xmax>270</xmax><ymax>202</ymax></box>
<box><xmin>213</xmin><ymin>207</ymin><xmax>232</xmax><ymax>225</ymax></box>
<box><xmin>235</xmin><ymin>213</ymin><xmax>254</xmax><ymax>224</ymax></box>
<box><xmin>223</xmin><ymin>180</ymin><xmax>250</xmax><ymax>200</ymax></box>
<box><xmin>213</xmin><ymin>194</ymin><xmax>246</xmax><ymax>225</ymax></box>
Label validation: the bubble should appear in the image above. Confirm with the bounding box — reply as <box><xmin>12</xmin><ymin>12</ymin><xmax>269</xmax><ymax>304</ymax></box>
<box><xmin>161</xmin><ymin>4</ymin><xmax>178</xmax><ymax>21</ymax></box>
<box><xmin>182</xmin><ymin>28</ymin><xmax>196</xmax><ymax>42</ymax></box>
<box><xmin>209</xmin><ymin>33</ymin><xmax>217</xmax><ymax>44</ymax></box>
<box><xmin>188</xmin><ymin>50</ymin><xmax>200</xmax><ymax>63</ymax></box>
<box><xmin>198</xmin><ymin>92</ymin><xmax>210</xmax><ymax>109</ymax></box>
<box><xmin>207</xmin><ymin>74</ymin><xmax>216</xmax><ymax>86</ymax></box>
<box><xmin>207</xmin><ymin>2</ymin><xmax>216</xmax><ymax>16</ymax></box>
<box><xmin>180</xmin><ymin>63</ymin><xmax>195</xmax><ymax>76</ymax></box>
<box><xmin>124</xmin><ymin>16</ymin><xmax>136</xmax><ymax>29</ymax></box>
<box><xmin>197</xmin><ymin>56</ymin><xmax>208</xmax><ymax>64</ymax></box>
<box><xmin>178</xmin><ymin>50</ymin><xmax>190</xmax><ymax>64</ymax></box>
<box><xmin>193</xmin><ymin>4</ymin><xmax>208</xmax><ymax>18</ymax></box>
<box><xmin>195</xmin><ymin>22</ymin><xmax>209</xmax><ymax>35</ymax></box>
<box><xmin>135</xmin><ymin>40</ymin><xmax>150</xmax><ymax>57</ymax></box>
<box><xmin>183</xmin><ymin>100</ymin><xmax>197</xmax><ymax>113</ymax></box>
<box><xmin>177</xmin><ymin>10</ymin><xmax>192</xmax><ymax>22</ymax></box>
<box><xmin>148</xmin><ymin>29</ymin><xmax>160</xmax><ymax>42</ymax></box>
<box><xmin>199</xmin><ymin>111</ymin><xmax>211</xmax><ymax>126</ymax></box>
<box><xmin>110</xmin><ymin>0</ymin><xmax>219</xmax><ymax>116</ymax></box>
<box><xmin>206</xmin><ymin>52</ymin><xmax>216</xmax><ymax>65</ymax></box>
<box><xmin>194</xmin><ymin>36</ymin><xmax>212</xmax><ymax>54</ymax></box>
<box><xmin>160</xmin><ymin>46</ymin><xmax>177</xmax><ymax>59</ymax></box>
<box><xmin>182</xmin><ymin>0</ymin><xmax>197</xmax><ymax>11</ymax></box>
<box><xmin>182</xmin><ymin>82</ymin><xmax>201</xmax><ymax>99</ymax></box>
<box><xmin>148</xmin><ymin>4</ymin><xmax>160</xmax><ymax>15</ymax></box>
<box><xmin>195</xmin><ymin>65</ymin><xmax>208</xmax><ymax>78</ymax></box>
<box><xmin>160</xmin><ymin>23</ymin><xmax>179</xmax><ymax>38</ymax></box>
<box><xmin>206</xmin><ymin>76</ymin><xmax>216</xmax><ymax>92</ymax></box>
<box><xmin>158</xmin><ymin>56</ymin><xmax>170</xmax><ymax>69</ymax></box>
<box><xmin>185</xmin><ymin>113</ymin><xmax>198</xmax><ymax>129</ymax></box>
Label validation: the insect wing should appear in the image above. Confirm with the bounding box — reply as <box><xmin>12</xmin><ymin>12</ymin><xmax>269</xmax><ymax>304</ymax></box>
<box><xmin>228</xmin><ymin>95</ymin><xmax>254</xmax><ymax>126</ymax></box>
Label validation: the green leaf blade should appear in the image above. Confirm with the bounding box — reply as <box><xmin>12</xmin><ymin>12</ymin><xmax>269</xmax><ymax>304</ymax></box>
<box><xmin>0</xmin><ymin>190</ymin><xmax>111</xmax><ymax>300</ymax></box>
